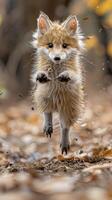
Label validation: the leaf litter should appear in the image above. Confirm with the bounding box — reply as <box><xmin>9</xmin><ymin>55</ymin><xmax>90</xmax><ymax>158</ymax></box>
<box><xmin>0</xmin><ymin>91</ymin><xmax>112</xmax><ymax>200</ymax></box>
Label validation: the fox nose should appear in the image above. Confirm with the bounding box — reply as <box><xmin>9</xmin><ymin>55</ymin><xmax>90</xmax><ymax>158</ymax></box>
<box><xmin>54</xmin><ymin>56</ymin><xmax>61</xmax><ymax>61</ymax></box>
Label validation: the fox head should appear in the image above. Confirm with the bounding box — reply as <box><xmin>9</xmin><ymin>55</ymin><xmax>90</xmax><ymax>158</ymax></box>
<box><xmin>33</xmin><ymin>12</ymin><xmax>84</xmax><ymax>64</ymax></box>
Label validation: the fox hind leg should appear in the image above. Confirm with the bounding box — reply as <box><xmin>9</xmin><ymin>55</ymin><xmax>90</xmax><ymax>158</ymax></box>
<box><xmin>43</xmin><ymin>112</ymin><xmax>53</xmax><ymax>137</ymax></box>
<box><xmin>60</xmin><ymin>115</ymin><xmax>70</xmax><ymax>154</ymax></box>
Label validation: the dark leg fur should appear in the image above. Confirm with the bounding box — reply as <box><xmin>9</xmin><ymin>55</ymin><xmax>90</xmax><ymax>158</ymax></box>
<box><xmin>36</xmin><ymin>72</ymin><xmax>51</xmax><ymax>83</ymax></box>
<box><xmin>60</xmin><ymin>116</ymin><xmax>70</xmax><ymax>154</ymax></box>
<box><xmin>43</xmin><ymin>112</ymin><xmax>53</xmax><ymax>137</ymax></box>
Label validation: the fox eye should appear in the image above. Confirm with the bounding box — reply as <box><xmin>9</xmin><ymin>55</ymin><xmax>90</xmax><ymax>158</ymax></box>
<box><xmin>62</xmin><ymin>43</ymin><xmax>68</xmax><ymax>48</ymax></box>
<box><xmin>48</xmin><ymin>43</ymin><xmax>53</xmax><ymax>48</ymax></box>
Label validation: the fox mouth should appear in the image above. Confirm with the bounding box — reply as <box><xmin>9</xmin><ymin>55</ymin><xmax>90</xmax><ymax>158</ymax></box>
<box><xmin>49</xmin><ymin>57</ymin><xmax>62</xmax><ymax>64</ymax></box>
<box><xmin>52</xmin><ymin>56</ymin><xmax>66</xmax><ymax>64</ymax></box>
<box><xmin>53</xmin><ymin>60</ymin><xmax>61</xmax><ymax>64</ymax></box>
<box><xmin>48</xmin><ymin>53</ymin><xmax>67</xmax><ymax>64</ymax></box>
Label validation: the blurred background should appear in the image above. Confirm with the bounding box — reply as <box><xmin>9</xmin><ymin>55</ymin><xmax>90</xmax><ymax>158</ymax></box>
<box><xmin>0</xmin><ymin>0</ymin><xmax>112</xmax><ymax>104</ymax></box>
<box><xmin>0</xmin><ymin>1</ymin><xmax>112</xmax><ymax>200</ymax></box>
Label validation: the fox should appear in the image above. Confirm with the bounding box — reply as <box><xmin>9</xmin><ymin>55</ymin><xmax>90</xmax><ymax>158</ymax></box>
<box><xmin>32</xmin><ymin>12</ymin><xmax>84</xmax><ymax>154</ymax></box>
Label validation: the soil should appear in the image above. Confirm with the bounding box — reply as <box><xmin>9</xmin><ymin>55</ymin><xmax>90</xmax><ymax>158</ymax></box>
<box><xmin>0</xmin><ymin>87</ymin><xmax>112</xmax><ymax>200</ymax></box>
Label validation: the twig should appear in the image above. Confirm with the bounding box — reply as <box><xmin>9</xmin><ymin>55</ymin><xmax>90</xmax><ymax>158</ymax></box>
<box><xmin>83</xmin><ymin>163</ymin><xmax>112</xmax><ymax>172</ymax></box>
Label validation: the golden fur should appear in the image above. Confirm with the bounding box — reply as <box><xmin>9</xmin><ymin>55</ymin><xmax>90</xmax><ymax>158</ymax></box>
<box><xmin>32</xmin><ymin>16</ymin><xmax>84</xmax><ymax>127</ymax></box>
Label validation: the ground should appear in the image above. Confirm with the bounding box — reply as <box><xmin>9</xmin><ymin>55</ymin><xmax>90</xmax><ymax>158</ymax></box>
<box><xmin>0</xmin><ymin>87</ymin><xmax>112</xmax><ymax>200</ymax></box>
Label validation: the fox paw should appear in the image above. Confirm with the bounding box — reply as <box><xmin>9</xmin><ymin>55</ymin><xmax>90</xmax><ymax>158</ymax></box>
<box><xmin>36</xmin><ymin>72</ymin><xmax>51</xmax><ymax>83</ymax></box>
<box><xmin>60</xmin><ymin>143</ymin><xmax>70</xmax><ymax>155</ymax></box>
<box><xmin>57</xmin><ymin>72</ymin><xmax>71</xmax><ymax>82</ymax></box>
<box><xmin>43</xmin><ymin>126</ymin><xmax>53</xmax><ymax>138</ymax></box>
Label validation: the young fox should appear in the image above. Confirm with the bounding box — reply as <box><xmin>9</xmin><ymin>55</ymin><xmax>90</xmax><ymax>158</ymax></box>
<box><xmin>32</xmin><ymin>12</ymin><xmax>84</xmax><ymax>154</ymax></box>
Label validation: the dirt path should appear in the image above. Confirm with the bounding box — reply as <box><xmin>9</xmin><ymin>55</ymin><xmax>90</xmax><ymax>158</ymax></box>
<box><xmin>0</xmin><ymin>91</ymin><xmax>112</xmax><ymax>200</ymax></box>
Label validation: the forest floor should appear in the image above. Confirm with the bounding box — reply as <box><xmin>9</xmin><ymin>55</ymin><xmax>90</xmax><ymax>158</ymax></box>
<box><xmin>0</xmin><ymin>87</ymin><xmax>112</xmax><ymax>200</ymax></box>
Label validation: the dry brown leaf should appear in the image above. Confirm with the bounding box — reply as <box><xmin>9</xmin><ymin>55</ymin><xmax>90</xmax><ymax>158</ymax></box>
<box><xmin>82</xmin><ymin>16</ymin><xmax>89</xmax><ymax>21</ymax></box>
<box><xmin>92</xmin><ymin>147</ymin><xmax>112</xmax><ymax>158</ymax></box>
<box><xmin>57</xmin><ymin>155</ymin><xmax>74</xmax><ymax>161</ymax></box>
<box><xmin>26</xmin><ymin>114</ymin><xmax>40</xmax><ymax>124</ymax></box>
<box><xmin>83</xmin><ymin>163</ymin><xmax>112</xmax><ymax>172</ymax></box>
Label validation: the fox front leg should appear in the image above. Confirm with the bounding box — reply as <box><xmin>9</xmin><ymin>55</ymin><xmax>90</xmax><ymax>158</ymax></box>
<box><xmin>36</xmin><ymin>71</ymin><xmax>51</xmax><ymax>83</ymax></box>
<box><xmin>57</xmin><ymin>70</ymin><xmax>80</xmax><ymax>84</ymax></box>
<box><xmin>43</xmin><ymin>112</ymin><xmax>53</xmax><ymax>137</ymax></box>
<box><xmin>57</xmin><ymin>71</ymin><xmax>71</xmax><ymax>82</ymax></box>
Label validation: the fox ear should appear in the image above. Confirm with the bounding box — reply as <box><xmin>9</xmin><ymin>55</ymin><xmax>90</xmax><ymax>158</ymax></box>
<box><xmin>62</xmin><ymin>15</ymin><xmax>78</xmax><ymax>36</ymax></box>
<box><xmin>37</xmin><ymin>12</ymin><xmax>52</xmax><ymax>35</ymax></box>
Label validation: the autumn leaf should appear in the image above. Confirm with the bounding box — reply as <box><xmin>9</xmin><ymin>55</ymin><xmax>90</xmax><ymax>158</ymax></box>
<box><xmin>83</xmin><ymin>16</ymin><xmax>89</xmax><ymax>21</ymax></box>
<box><xmin>95</xmin><ymin>0</ymin><xmax>112</xmax><ymax>15</ymax></box>
<box><xmin>85</xmin><ymin>35</ymin><xmax>99</xmax><ymax>49</ymax></box>
<box><xmin>92</xmin><ymin>147</ymin><xmax>112</xmax><ymax>158</ymax></box>
<box><xmin>85</xmin><ymin>0</ymin><xmax>112</xmax><ymax>15</ymax></box>
<box><xmin>26</xmin><ymin>114</ymin><xmax>40</xmax><ymax>124</ymax></box>
<box><xmin>85</xmin><ymin>0</ymin><xmax>100</xmax><ymax>9</ymax></box>
<box><xmin>57</xmin><ymin>154</ymin><xmax>74</xmax><ymax>161</ymax></box>
<box><xmin>104</xmin><ymin>13</ymin><xmax>112</xmax><ymax>28</ymax></box>
<box><xmin>107</xmin><ymin>41</ymin><xmax>112</xmax><ymax>57</ymax></box>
